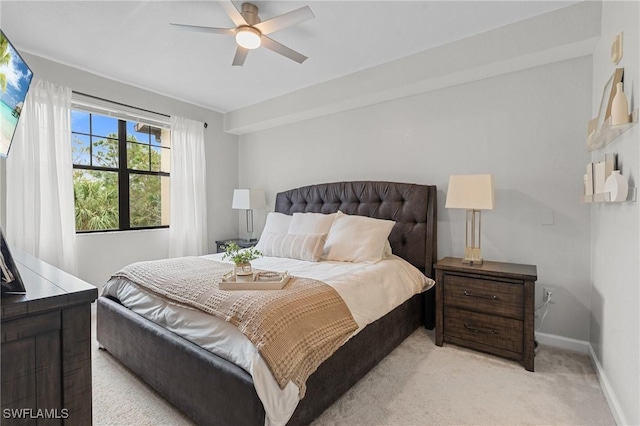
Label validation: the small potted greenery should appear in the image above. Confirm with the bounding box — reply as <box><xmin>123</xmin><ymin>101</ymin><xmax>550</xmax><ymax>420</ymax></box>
<box><xmin>222</xmin><ymin>241</ymin><xmax>262</xmax><ymax>277</ymax></box>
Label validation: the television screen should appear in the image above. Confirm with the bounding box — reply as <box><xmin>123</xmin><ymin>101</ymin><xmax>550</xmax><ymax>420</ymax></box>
<box><xmin>0</xmin><ymin>29</ymin><xmax>33</xmax><ymax>157</ymax></box>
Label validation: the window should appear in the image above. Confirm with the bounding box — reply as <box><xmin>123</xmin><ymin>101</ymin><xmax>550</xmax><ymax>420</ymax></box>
<box><xmin>71</xmin><ymin>110</ymin><xmax>171</xmax><ymax>232</ymax></box>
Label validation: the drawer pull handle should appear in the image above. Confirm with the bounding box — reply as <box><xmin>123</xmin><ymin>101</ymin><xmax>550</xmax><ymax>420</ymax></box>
<box><xmin>464</xmin><ymin>323</ymin><xmax>499</xmax><ymax>335</ymax></box>
<box><xmin>463</xmin><ymin>290</ymin><xmax>499</xmax><ymax>301</ymax></box>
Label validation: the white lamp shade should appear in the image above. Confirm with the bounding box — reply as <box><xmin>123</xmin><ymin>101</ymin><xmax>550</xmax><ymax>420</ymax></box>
<box><xmin>445</xmin><ymin>174</ymin><xmax>495</xmax><ymax>210</ymax></box>
<box><xmin>232</xmin><ymin>189</ymin><xmax>266</xmax><ymax>210</ymax></box>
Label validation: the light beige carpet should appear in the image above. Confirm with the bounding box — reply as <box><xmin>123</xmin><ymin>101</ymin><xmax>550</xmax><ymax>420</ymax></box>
<box><xmin>92</xmin><ymin>306</ymin><xmax>615</xmax><ymax>425</ymax></box>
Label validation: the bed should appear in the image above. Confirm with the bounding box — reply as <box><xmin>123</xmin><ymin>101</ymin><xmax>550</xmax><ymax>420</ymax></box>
<box><xmin>97</xmin><ymin>180</ymin><xmax>437</xmax><ymax>426</ymax></box>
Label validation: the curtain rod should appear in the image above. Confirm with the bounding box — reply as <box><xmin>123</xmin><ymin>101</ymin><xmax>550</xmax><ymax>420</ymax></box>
<box><xmin>72</xmin><ymin>91</ymin><xmax>208</xmax><ymax>128</ymax></box>
<box><xmin>73</xmin><ymin>90</ymin><xmax>170</xmax><ymax>118</ymax></box>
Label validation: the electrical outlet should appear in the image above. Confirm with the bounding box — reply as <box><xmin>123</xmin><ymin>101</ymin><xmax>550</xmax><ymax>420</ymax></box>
<box><xmin>543</xmin><ymin>287</ymin><xmax>554</xmax><ymax>304</ymax></box>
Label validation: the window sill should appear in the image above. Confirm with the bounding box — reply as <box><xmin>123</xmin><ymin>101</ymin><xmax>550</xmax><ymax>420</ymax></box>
<box><xmin>76</xmin><ymin>227</ymin><xmax>169</xmax><ymax>236</ymax></box>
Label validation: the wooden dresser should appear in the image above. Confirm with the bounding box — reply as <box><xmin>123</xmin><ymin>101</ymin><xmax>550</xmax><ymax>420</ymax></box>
<box><xmin>434</xmin><ymin>257</ymin><xmax>537</xmax><ymax>371</ymax></box>
<box><xmin>1</xmin><ymin>251</ymin><xmax>98</xmax><ymax>425</ymax></box>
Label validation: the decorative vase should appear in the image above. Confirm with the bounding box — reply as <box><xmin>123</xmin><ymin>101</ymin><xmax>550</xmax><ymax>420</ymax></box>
<box><xmin>235</xmin><ymin>262</ymin><xmax>253</xmax><ymax>276</ymax></box>
<box><xmin>610</xmin><ymin>82</ymin><xmax>630</xmax><ymax>126</ymax></box>
<box><xmin>604</xmin><ymin>170</ymin><xmax>628</xmax><ymax>202</ymax></box>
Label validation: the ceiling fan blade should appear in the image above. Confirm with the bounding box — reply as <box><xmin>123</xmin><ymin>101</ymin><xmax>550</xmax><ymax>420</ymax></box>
<box><xmin>219</xmin><ymin>0</ymin><xmax>247</xmax><ymax>27</ymax></box>
<box><xmin>232</xmin><ymin>46</ymin><xmax>249</xmax><ymax>66</ymax></box>
<box><xmin>170</xmin><ymin>23</ymin><xmax>234</xmax><ymax>35</ymax></box>
<box><xmin>261</xmin><ymin>36</ymin><xmax>308</xmax><ymax>64</ymax></box>
<box><xmin>254</xmin><ymin>6</ymin><xmax>314</xmax><ymax>35</ymax></box>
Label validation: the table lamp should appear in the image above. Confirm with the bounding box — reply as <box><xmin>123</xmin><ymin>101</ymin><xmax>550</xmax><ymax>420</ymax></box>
<box><xmin>232</xmin><ymin>189</ymin><xmax>266</xmax><ymax>242</ymax></box>
<box><xmin>445</xmin><ymin>174</ymin><xmax>495</xmax><ymax>265</ymax></box>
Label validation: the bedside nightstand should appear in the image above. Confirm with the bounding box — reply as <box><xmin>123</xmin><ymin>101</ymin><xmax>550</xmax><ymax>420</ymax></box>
<box><xmin>434</xmin><ymin>257</ymin><xmax>537</xmax><ymax>371</ymax></box>
<box><xmin>215</xmin><ymin>238</ymin><xmax>258</xmax><ymax>253</ymax></box>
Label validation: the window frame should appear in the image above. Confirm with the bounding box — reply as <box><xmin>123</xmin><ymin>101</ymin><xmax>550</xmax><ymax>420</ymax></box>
<box><xmin>71</xmin><ymin>111</ymin><xmax>171</xmax><ymax>233</ymax></box>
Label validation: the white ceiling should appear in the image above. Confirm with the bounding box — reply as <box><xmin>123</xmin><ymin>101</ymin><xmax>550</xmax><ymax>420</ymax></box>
<box><xmin>1</xmin><ymin>1</ymin><xmax>577</xmax><ymax>113</ymax></box>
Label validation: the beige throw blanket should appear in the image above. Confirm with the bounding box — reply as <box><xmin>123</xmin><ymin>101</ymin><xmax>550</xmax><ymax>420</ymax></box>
<box><xmin>112</xmin><ymin>257</ymin><xmax>358</xmax><ymax>397</ymax></box>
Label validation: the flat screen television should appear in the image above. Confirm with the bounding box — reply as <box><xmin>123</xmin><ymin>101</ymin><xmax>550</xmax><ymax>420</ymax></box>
<box><xmin>1</xmin><ymin>29</ymin><xmax>34</xmax><ymax>157</ymax></box>
<box><xmin>0</xmin><ymin>29</ymin><xmax>29</xmax><ymax>295</ymax></box>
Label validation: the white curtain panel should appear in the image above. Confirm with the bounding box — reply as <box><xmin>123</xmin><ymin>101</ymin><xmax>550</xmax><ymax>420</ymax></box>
<box><xmin>169</xmin><ymin>116</ymin><xmax>208</xmax><ymax>257</ymax></box>
<box><xmin>6</xmin><ymin>80</ymin><xmax>77</xmax><ymax>274</ymax></box>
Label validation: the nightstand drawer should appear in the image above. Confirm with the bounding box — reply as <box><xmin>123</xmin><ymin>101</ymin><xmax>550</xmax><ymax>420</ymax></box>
<box><xmin>443</xmin><ymin>274</ymin><xmax>524</xmax><ymax>319</ymax></box>
<box><xmin>444</xmin><ymin>307</ymin><xmax>523</xmax><ymax>354</ymax></box>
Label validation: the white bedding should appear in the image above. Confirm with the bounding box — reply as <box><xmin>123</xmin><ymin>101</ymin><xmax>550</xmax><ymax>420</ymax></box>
<box><xmin>101</xmin><ymin>253</ymin><xmax>434</xmax><ymax>426</ymax></box>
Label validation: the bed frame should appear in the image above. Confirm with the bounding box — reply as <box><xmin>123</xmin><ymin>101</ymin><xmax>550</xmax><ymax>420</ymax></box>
<box><xmin>97</xmin><ymin>181</ymin><xmax>437</xmax><ymax>425</ymax></box>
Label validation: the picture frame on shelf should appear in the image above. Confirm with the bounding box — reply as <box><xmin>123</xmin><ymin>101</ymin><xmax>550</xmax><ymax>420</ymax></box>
<box><xmin>587</xmin><ymin>68</ymin><xmax>624</xmax><ymax>151</ymax></box>
<box><xmin>594</xmin><ymin>161</ymin><xmax>606</xmax><ymax>195</ymax></box>
<box><xmin>585</xmin><ymin>163</ymin><xmax>594</xmax><ymax>196</ymax></box>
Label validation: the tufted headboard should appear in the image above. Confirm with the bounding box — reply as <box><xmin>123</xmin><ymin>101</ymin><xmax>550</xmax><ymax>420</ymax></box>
<box><xmin>274</xmin><ymin>181</ymin><xmax>437</xmax><ymax>278</ymax></box>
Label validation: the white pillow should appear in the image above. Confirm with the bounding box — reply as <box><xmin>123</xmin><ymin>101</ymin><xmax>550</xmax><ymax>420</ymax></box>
<box><xmin>323</xmin><ymin>211</ymin><xmax>395</xmax><ymax>263</ymax></box>
<box><xmin>288</xmin><ymin>212</ymin><xmax>336</xmax><ymax>235</ymax></box>
<box><xmin>256</xmin><ymin>232</ymin><xmax>327</xmax><ymax>262</ymax></box>
<box><xmin>261</xmin><ymin>212</ymin><xmax>292</xmax><ymax>235</ymax></box>
<box><xmin>383</xmin><ymin>240</ymin><xmax>393</xmax><ymax>257</ymax></box>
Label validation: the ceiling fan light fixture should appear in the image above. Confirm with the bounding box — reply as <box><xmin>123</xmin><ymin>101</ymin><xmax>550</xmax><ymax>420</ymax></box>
<box><xmin>171</xmin><ymin>2</ymin><xmax>313</xmax><ymax>65</ymax></box>
<box><xmin>236</xmin><ymin>26</ymin><xmax>261</xmax><ymax>49</ymax></box>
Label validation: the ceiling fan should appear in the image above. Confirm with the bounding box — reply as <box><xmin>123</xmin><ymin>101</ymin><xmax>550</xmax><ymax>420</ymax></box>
<box><xmin>170</xmin><ymin>1</ymin><xmax>314</xmax><ymax>66</ymax></box>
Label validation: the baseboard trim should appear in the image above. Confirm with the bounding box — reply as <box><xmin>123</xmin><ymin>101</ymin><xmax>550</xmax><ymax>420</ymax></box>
<box><xmin>588</xmin><ymin>344</ymin><xmax>627</xmax><ymax>426</ymax></box>
<box><xmin>534</xmin><ymin>331</ymin><xmax>589</xmax><ymax>354</ymax></box>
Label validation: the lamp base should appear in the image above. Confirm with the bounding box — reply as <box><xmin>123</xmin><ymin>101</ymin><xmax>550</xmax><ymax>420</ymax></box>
<box><xmin>462</xmin><ymin>247</ymin><xmax>483</xmax><ymax>265</ymax></box>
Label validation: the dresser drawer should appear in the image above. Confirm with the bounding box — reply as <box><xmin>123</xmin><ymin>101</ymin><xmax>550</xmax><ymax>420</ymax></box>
<box><xmin>443</xmin><ymin>274</ymin><xmax>524</xmax><ymax>319</ymax></box>
<box><xmin>444</xmin><ymin>307</ymin><xmax>523</xmax><ymax>354</ymax></box>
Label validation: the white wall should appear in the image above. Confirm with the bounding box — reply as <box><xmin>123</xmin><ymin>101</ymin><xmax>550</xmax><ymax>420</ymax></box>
<box><xmin>239</xmin><ymin>56</ymin><xmax>593</xmax><ymax>342</ymax></box>
<box><xmin>0</xmin><ymin>53</ymin><xmax>240</xmax><ymax>288</ymax></box>
<box><xmin>589</xmin><ymin>2</ymin><xmax>639</xmax><ymax>425</ymax></box>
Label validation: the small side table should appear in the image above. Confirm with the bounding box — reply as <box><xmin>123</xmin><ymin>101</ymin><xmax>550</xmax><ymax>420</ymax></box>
<box><xmin>435</xmin><ymin>257</ymin><xmax>537</xmax><ymax>371</ymax></box>
<box><xmin>215</xmin><ymin>238</ymin><xmax>258</xmax><ymax>253</ymax></box>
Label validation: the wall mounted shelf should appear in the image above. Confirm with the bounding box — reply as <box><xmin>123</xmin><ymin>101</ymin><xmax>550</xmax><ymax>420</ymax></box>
<box><xmin>581</xmin><ymin>187</ymin><xmax>637</xmax><ymax>203</ymax></box>
<box><xmin>587</xmin><ymin>109</ymin><xmax>638</xmax><ymax>151</ymax></box>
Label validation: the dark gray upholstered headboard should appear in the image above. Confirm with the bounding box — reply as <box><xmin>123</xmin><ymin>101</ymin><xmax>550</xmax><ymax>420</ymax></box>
<box><xmin>274</xmin><ymin>181</ymin><xmax>437</xmax><ymax>278</ymax></box>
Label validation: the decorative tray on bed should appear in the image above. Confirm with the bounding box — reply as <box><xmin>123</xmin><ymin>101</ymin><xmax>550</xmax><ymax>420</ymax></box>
<box><xmin>219</xmin><ymin>270</ymin><xmax>290</xmax><ymax>290</ymax></box>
